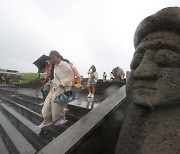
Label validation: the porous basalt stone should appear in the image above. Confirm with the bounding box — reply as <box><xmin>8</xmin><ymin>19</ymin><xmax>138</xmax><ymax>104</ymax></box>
<box><xmin>116</xmin><ymin>103</ymin><xmax>180</xmax><ymax>154</ymax></box>
<box><xmin>134</xmin><ymin>7</ymin><xmax>180</xmax><ymax>48</ymax></box>
<box><xmin>116</xmin><ymin>7</ymin><xmax>180</xmax><ymax>154</ymax></box>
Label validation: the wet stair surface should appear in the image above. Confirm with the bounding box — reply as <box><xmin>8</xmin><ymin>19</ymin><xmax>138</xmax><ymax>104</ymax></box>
<box><xmin>0</xmin><ymin>88</ymin><xmax>106</xmax><ymax>154</ymax></box>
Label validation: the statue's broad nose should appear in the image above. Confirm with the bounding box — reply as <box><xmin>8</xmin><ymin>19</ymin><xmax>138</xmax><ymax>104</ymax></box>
<box><xmin>133</xmin><ymin>50</ymin><xmax>160</xmax><ymax>80</ymax></box>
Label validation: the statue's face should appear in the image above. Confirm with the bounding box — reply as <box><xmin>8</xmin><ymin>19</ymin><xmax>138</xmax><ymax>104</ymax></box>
<box><xmin>127</xmin><ymin>32</ymin><xmax>180</xmax><ymax>106</ymax></box>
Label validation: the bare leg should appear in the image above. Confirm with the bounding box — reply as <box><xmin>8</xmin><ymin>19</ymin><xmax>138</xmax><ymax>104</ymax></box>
<box><xmin>42</xmin><ymin>119</ymin><xmax>52</xmax><ymax>125</ymax></box>
<box><xmin>92</xmin><ymin>84</ymin><xmax>95</xmax><ymax>94</ymax></box>
<box><xmin>87</xmin><ymin>84</ymin><xmax>91</xmax><ymax>93</ymax></box>
<box><xmin>64</xmin><ymin>104</ymin><xmax>68</xmax><ymax>110</ymax></box>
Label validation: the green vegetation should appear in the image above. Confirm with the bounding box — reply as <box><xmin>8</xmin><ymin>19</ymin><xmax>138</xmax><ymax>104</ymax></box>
<box><xmin>18</xmin><ymin>73</ymin><xmax>45</xmax><ymax>85</ymax></box>
<box><xmin>19</xmin><ymin>73</ymin><xmax>40</xmax><ymax>84</ymax></box>
<box><xmin>0</xmin><ymin>73</ymin><xmax>44</xmax><ymax>85</ymax></box>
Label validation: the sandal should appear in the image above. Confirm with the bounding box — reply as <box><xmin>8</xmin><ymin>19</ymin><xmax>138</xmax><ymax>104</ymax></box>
<box><xmin>55</xmin><ymin>119</ymin><xmax>67</xmax><ymax>125</ymax></box>
<box><xmin>63</xmin><ymin>108</ymin><xmax>69</xmax><ymax>113</ymax></box>
<box><xmin>37</xmin><ymin>122</ymin><xmax>52</xmax><ymax>129</ymax></box>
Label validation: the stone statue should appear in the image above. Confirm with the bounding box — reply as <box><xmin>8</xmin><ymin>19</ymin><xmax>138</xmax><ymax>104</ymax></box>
<box><xmin>111</xmin><ymin>67</ymin><xmax>125</xmax><ymax>80</ymax></box>
<box><xmin>116</xmin><ymin>7</ymin><xmax>180</xmax><ymax>154</ymax></box>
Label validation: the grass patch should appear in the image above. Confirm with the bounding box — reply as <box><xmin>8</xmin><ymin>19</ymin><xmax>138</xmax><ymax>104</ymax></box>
<box><xmin>0</xmin><ymin>73</ymin><xmax>44</xmax><ymax>85</ymax></box>
<box><xmin>21</xmin><ymin>73</ymin><xmax>39</xmax><ymax>80</ymax></box>
<box><xmin>18</xmin><ymin>73</ymin><xmax>39</xmax><ymax>84</ymax></box>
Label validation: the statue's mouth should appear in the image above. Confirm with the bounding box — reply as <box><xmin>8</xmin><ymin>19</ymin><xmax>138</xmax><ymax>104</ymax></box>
<box><xmin>133</xmin><ymin>85</ymin><xmax>157</xmax><ymax>90</ymax></box>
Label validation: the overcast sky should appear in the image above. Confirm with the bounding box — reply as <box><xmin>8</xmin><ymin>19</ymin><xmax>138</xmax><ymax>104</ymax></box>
<box><xmin>0</xmin><ymin>0</ymin><xmax>179</xmax><ymax>78</ymax></box>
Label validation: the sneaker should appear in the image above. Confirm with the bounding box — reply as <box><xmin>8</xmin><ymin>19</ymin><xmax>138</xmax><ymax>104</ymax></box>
<box><xmin>87</xmin><ymin>93</ymin><xmax>92</xmax><ymax>97</ymax></box>
<box><xmin>37</xmin><ymin>122</ymin><xmax>52</xmax><ymax>129</ymax></box>
<box><xmin>55</xmin><ymin>119</ymin><xmax>67</xmax><ymax>125</ymax></box>
<box><xmin>90</xmin><ymin>94</ymin><xmax>94</xmax><ymax>98</ymax></box>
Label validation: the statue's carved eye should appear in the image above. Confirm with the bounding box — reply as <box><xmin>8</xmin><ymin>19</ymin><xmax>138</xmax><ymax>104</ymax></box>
<box><xmin>154</xmin><ymin>49</ymin><xmax>180</xmax><ymax>68</ymax></box>
<box><xmin>130</xmin><ymin>52</ymin><xmax>144</xmax><ymax>70</ymax></box>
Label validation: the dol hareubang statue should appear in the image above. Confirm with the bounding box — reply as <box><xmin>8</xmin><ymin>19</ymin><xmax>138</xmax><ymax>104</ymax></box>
<box><xmin>116</xmin><ymin>7</ymin><xmax>180</xmax><ymax>154</ymax></box>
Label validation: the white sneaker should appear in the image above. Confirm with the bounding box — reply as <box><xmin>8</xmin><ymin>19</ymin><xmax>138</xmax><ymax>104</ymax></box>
<box><xmin>90</xmin><ymin>94</ymin><xmax>94</xmax><ymax>98</ymax></box>
<box><xmin>87</xmin><ymin>93</ymin><xmax>92</xmax><ymax>97</ymax></box>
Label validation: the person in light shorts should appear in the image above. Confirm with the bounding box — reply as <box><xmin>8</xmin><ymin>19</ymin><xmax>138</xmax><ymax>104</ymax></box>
<box><xmin>87</xmin><ymin>65</ymin><xmax>98</xmax><ymax>98</ymax></box>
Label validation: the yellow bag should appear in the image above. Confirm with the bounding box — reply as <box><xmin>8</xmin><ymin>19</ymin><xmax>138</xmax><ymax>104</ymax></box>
<box><xmin>74</xmin><ymin>83</ymin><xmax>82</xmax><ymax>88</ymax></box>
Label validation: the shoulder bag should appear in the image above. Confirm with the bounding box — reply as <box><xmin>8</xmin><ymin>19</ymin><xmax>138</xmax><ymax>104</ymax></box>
<box><xmin>54</xmin><ymin>73</ymin><xmax>75</xmax><ymax>105</ymax></box>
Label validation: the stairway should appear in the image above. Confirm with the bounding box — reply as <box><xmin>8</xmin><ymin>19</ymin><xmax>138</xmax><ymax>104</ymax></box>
<box><xmin>0</xmin><ymin>88</ymin><xmax>96</xmax><ymax>154</ymax></box>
